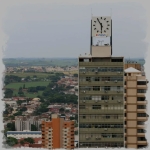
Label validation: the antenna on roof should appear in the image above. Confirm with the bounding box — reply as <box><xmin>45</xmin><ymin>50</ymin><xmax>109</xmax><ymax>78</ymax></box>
<box><xmin>91</xmin><ymin>8</ymin><xmax>93</xmax><ymax>18</ymax></box>
<box><xmin>110</xmin><ymin>8</ymin><xmax>112</xmax><ymax>17</ymax></box>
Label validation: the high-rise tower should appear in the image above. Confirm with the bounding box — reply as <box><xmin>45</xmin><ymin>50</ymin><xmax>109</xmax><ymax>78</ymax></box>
<box><xmin>78</xmin><ymin>16</ymin><xmax>124</xmax><ymax>148</ymax></box>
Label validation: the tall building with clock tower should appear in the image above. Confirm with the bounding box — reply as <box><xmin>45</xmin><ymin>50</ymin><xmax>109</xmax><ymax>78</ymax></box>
<box><xmin>78</xmin><ymin>16</ymin><xmax>125</xmax><ymax>148</ymax></box>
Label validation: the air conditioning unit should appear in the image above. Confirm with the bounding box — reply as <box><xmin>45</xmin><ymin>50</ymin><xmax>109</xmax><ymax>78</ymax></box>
<box><xmin>95</xmin><ymin>71</ymin><xmax>98</xmax><ymax>73</ymax></box>
<box><xmin>117</xmin><ymin>90</ymin><xmax>120</xmax><ymax>93</ymax></box>
<box><xmin>83</xmin><ymin>91</ymin><xmax>86</xmax><ymax>93</ymax></box>
<box><xmin>104</xmin><ymin>128</ymin><xmax>108</xmax><ymax>131</ymax></box>
<box><xmin>118</xmin><ymin>72</ymin><xmax>121</xmax><ymax>74</ymax></box>
<box><xmin>83</xmin><ymin>72</ymin><xmax>85</xmax><ymax>74</ymax></box>
<box><xmin>105</xmin><ymin>81</ymin><xmax>108</xmax><ymax>83</ymax></box>
<box><xmin>83</xmin><ymin>100</ymin><xmax>85</xmax><ymax>103</ymax></box>
<box><xmin>105</xmin><ymin>90</ymin><xmax>107</xmax><ymax>93</ymax></box>
<box><xmin>105</xmin><ymin>100</ymin><xmax>108</xmax><ymax>103</ymax></box>
<box><xmin>115</xmin><ymin>80</ymin><xmax>118</xmax><ymax>83</ymax></box>
<box><xmin>95</xmin><ymin>100</ymin><xmax>98</xmax><ymax>103</ymax></box>
<box><xmin>118</xmin><ymin>100</ymin><xmax>121</xmax><ymax>103</ymax></box>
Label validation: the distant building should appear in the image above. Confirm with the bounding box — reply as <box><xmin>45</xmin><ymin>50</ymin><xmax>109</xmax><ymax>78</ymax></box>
<box><xmin>7</xmin><ymin>130</ymin><xmax>41</xmax><ymax>139</ymax></box>
<box><xmin>15</xmin><ymin>116</ymin><xmax>42</xmax><ymax>131</ymax></box>
<box><xmin>41</xmin><ymin>114</ymin><xmax>75</xmax><ymax>149</ymax></box>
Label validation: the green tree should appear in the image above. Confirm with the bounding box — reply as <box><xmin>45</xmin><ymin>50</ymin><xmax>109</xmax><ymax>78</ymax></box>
<box><xmin>4</xmin><ymin>89</ymin><xmax>13</xmax><ymax>98</ymax></box>
<box><xmin>17</xmin><ymin>100</ymin><xmax>23</xmax><ymax>106</ymax></box>
<box><xmin>23</xmin><ymin>84</ymin><xmax>25</xmax><ymax>89</ymax></box>
<box><xmin>6</xmin><ymin>137</ymin><xmax>18</xmax><ymax>146</ymax></box>
<box><xmin>31</xmin><ymin>124</ymin><xmax>38</xmax><ymax>131</ymax></box>
<box><xmin>7</xmin><ymin>122</ymin><xmax>15</xmax><ymax>131</ymax></box>
<box><xmin>20</xmin><ymin>140</ymin><xmax>25</xmax><ymax>145</ymax></box>
<box><xmin>24</xmin><ymin>137</ymin><xmax>35</xmax><ymax>144</ymax></box>
<box><xmin>20</xmin><ymin>107</ymin><xmax>27</xmax><ymax>111</ymax></box>
<box><xmin>59</xmin><ymin>108</ymin><xmax>64</xmax><ymax>113</ymax></box>
<box><xmin>70</xmin><ymin>116</ymin><xmax>75</xmax><ymax>120</ymax></box>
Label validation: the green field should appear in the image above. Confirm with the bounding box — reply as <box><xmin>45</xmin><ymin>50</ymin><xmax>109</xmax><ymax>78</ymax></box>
<box><xmin>6</xmin><ymin>72</ymin><xmax>51</xmax><ymax>78</ymax></box>
<box><xmin>5</xmin><ymin>81</ymin><xmax>50</xmax><ymax>98</ymax></box>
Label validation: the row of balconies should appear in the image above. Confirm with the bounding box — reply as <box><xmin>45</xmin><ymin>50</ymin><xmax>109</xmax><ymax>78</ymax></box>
<box><xmin>79</xmin><ymin>109</ymin><xmax>124</xmax><ymax>114</ymax></box>
<box><xmin>79</xmin><ymin>128</ymin><xmax>124</xmax><ymax>133</ymax></box>
<box><xmin>79</xmin><ymin>99</ymin><xmax>123</xmax><ymax>104</ymax></box>
<box><xmin>79</xmin><ymin>137</ymin><xmax>124</xmax><ymax>142</ymax></box>
<box><xmin>79</xmin><ymin>62</ymin><xmax>123</xmax><ymax>66</ymax></box>
<box><xmin>79</xmin><ymin>118</ymin><xmax>123</xmax><ymax>123</ymax></box>
<box><xmin>79</xmin><ymin>81</ymin><xmax>123</xmax><ymax>86</ymax></box>
<box><xmin>79</xmin><ymin>72</ymin><xmax>124</xmax><ymax>76</ymax></box>
<box><xmin>79</xmin><ymin>91</ymin><xmax>123</xmax><ymax>95</ymax></box>
<box><xmin>124</xmin><ymin>117</ymin><xmax>148</xmax><ymax>121</ymax></box>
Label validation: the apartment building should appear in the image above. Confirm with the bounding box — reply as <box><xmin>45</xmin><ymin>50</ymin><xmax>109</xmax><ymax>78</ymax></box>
<box><xmin>78</xmin><ymin>16</ymin><xmax>125</xmax><ymax>148</ymax></box>
<box><xmin>15</xmin><ymin>116</ymin><xmax>42</xmax><ymax>131</ymax></box>
<box><xmin>41</xmin><ymin>114</ymin><xmax>75</xmax><ymax>149</ymax></box>
<box><xmin>124</xmin><ymin>65</ymin><xmax>148</xmax><ymax>149</ymax></box>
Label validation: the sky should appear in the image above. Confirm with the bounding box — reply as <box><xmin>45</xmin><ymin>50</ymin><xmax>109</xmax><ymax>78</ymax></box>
<box><xmin>2</xmin><ymin>1</ymin><xmax>148</xmax><ymax>58</ymax></box>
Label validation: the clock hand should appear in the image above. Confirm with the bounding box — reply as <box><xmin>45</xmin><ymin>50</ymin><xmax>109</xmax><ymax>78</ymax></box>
<box><xmin>97</xmin><ymin>18</ymin><xmax>102</xmax><ymax>33</ymax></box>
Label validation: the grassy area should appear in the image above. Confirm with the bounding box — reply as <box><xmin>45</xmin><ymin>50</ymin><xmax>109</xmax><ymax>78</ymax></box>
<box><xmin>5</xmin><ymin>72</ymin><xmax>51</xmax><ymax>78</ymax></box>
<box><xmin>5</xmin><ymin>81</ymin><xmax>49</xmax><ymax>89</ymax></box>
<box><xmin>5</xmin><ymin>81</ymin><xmax>50</xmax><ymax>98</ymax></box>
<box><xmin>23</xmin><ymin>91</ymin><xmax>43</xmax><ymax>98</ymax></box>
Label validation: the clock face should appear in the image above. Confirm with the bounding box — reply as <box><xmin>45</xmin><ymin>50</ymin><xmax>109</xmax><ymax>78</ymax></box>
<box><xmin>92</xmin><ymin>16</ymin><xmax>111</xmax><ymax>37</ymax></box>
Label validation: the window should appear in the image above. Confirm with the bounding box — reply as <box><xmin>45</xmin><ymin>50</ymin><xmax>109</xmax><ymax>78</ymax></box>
<box><xmin>94</xmin><ymin>77</ymin><xmax>100</xmax><ymax>81</ymax></box>
<box><xmin>82</xmin><ymin>116</ymin><xmax>86</xmax><ymax>119</ymax></box>
<box><xmin>86</xmin><ymin>77</ymin><xmax>91</xmax><ymax>81</ymax></box>
<box><xmin>92</xmin><ymin>96</ymin><xmax>101</xmax><ymax>100</ymax></box>
<box><xmin>101</xmin><ymin>96</ymin><xmax>109</xmax><ymax>100</ymax></box>
<box><xmin>137</xmin><ymin>113</ymin><xmax>147</xmax><ymax>117</ymax></box>
<box><xmin>137</xmin><ymin>89</ymin><xmax>146</xmax><ymax>93</ymax></box>
<box><xmin>104</xmin><ymin>86</ymin><xmax>110</xmax><ymax>91</ymax></box>
<box><xmin>93</xmin><ymin>86</ymin><xmax>100</xmax><ymax>91</ymax></box>
<box><xmin>137</xmin><ymin>129</ymin><xmax>146</xmax><ymax>133</ymax></box>
<box><xmin>137</xmin><ymin>121</ymin><xmax>144</xmax><ymax>125</ymax></box>
<box><xmin>137</xmin><ymin>105</ymin><xmax>146</xmax><ymax>109</ymax></box>
<box><xmin>137</xmin><ymin>137</ymin><xmax>146</xmax><ymax>141</ymax></box>
<box><xmin>137</xmin><ymin>81</ymin><xmax>147</xmax><ymax>85</ymax></box>
<box><xmin>92</xmin><ymin>105</ymin><xmax>101</xmax><ymax>109</ymax></box>
<box><xmin>137</xmin><ymin>97</ymin><xmax>145</xmax><ymax>101</ymax></box>
<box><xmin>79</xmin><ymin>105</ymin><xmax>85</xmax><ymax>109</ymax></box>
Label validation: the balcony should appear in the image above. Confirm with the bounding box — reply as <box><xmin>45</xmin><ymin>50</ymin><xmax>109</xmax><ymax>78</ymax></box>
<box><xmin>79</xmin><ymin>128</ymin><xmax>124</xmax><ymax>133</ymax></box>
<box><xmin>137</xmin><ymin>117</ymin><xmax>148</xmax><ymax>121</ymax></box>
<box><xmin>79</xmin><ymin>62</ymin><xmax>123</xmax><ymax>66</ymax></box>
<box><xmin>79</xmin><ymin>81</ymin><xmax>123</xmax><ymax>86</ymax></box>
<box><xmin>137</xmin><ymin>109</ymin><xmax>146</xmax><ymax>113</ymax></box>
<box><xmin>79</xmin><ymin>90</ymin><xmax>123</xmax><ymax>95</ymax></box>
<box><xmin>79</xmin><ymin>118</ymin><xmax>123</xmax><ymax>123</ymax></box>
<box><xmin>137</xmin><ymin>100</ymin><xmax>147</xmax><ymax>105</ymax></box>
<box><xmin>137</xmin><ymin>133</ymin><xmax>145</xmax><ymax>136</ymax></box>
<box><xmin>79</xmin><ymin>137</ymin><xmax>124</xmax><ymax>142</ymax></box>
<box><xmin>79</xmin><ymin>72</ymin><xmax>124</xmax><ymax>76</ymax></box>
<box><xmin>137</xmin><ymin>141</ymin><xmax>147</xmax><ymax>145</ymax></box>
<box><xmin>79</xmin><ymin>99</ymin><xmax>124</xmax><ymax>104</ymax></box>
<box><xmin>137</xmin><ymin>85</ymin><xmax>147</xmax><ymax>89</ymax></box>
<box><xmin>79</xmin><ymin>109</ymin><xmax>124</xmax><ymax>114</ymax></box>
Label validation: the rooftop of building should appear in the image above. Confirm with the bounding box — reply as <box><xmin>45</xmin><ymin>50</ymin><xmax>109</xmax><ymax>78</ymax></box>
<box><xmin>7</xmin><ymin>131</ymin><xmax>41</xmax><ymax>134</ymax></box>
<box><xmin>125</xmin><ymin>67</ymin><xmax>141</xmax><ymax>73</ymax></box>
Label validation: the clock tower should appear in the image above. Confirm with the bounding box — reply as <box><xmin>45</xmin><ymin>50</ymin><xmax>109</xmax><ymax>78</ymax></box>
<box><xmin>90</xmin><ymin>16</ymin><xmax>112</xmax><ymax>57</ymax></box>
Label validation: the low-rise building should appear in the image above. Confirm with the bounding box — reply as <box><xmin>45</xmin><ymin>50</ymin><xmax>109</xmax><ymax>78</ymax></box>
<box><xmin>7</xmin><ymin>130</ymin><xmax>41</xmax><ymax>139</ymax></box>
